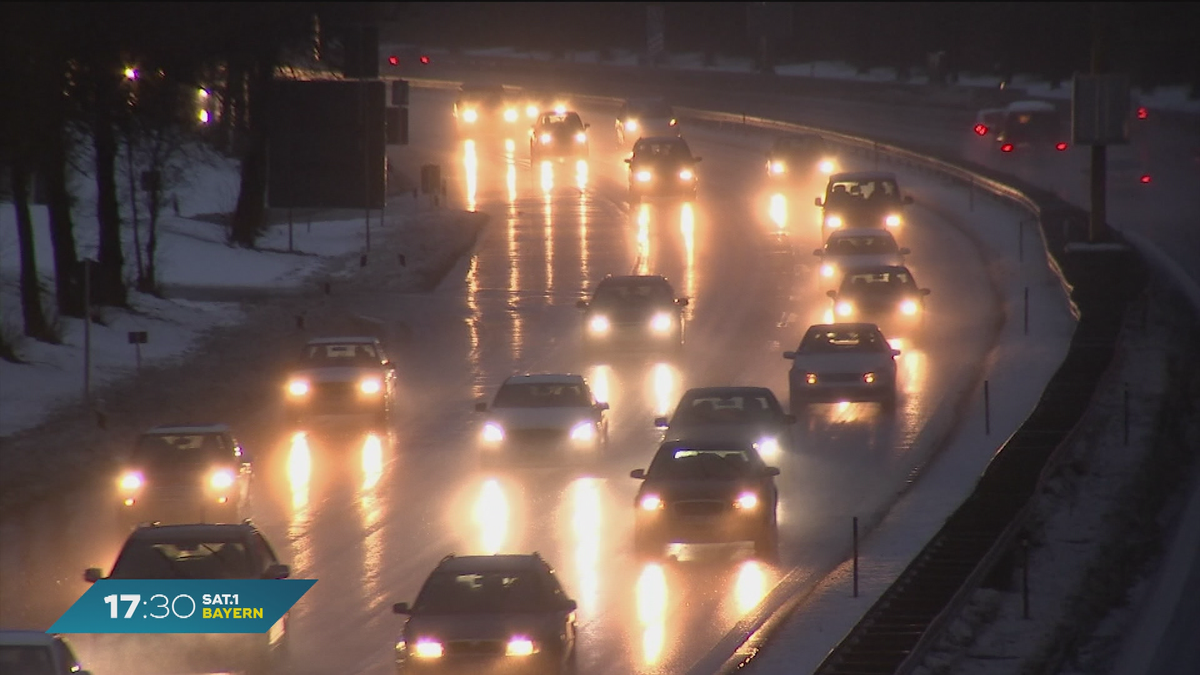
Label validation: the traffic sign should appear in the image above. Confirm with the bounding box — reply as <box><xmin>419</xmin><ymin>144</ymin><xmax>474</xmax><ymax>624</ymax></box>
<box><xmin>1072</xmin><ymin>73</ymin><xmax>1132</xmax><ymax>145</ymax></box>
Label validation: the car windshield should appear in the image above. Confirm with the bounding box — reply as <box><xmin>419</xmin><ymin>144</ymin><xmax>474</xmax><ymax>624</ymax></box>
<box><xmin>840</xmin><ymin>269</ymin><xmax>916</xmax><ymax>293</ymax></box>
<box><xmin>414</xmin><ymin>570</ymin><xmax>557</xmax><ymax>614</ymax></box>
<box><xmin>303</xmin><ymin>343</ymin><xmax>379</xmax><ymax>366</ymax></box>
<box><xmin>826</xmin><ymin>234</ymin><xmax>900</xmax><ymax>256</ymax></box>
<box><xmin>593</xmin><ymin>281</ymin><xmax>674</xmax><ymax>305</ymax></box>
<box><xmin>133</xmin><ymin>433</ymin><xmax>228</xmax><ymax>466</ymax></box>
<box><xmin>633</xmin><ymin>140</ymin><xmax>690</xmax><ymax>161</ymax></box>
<box><xmin>826</xmin><ymin>178</ymin><xmax>900</xmax><ymax>206</ymax></box>
<box><xmin>1003</xmin><ymin>110</ymin><xmax>1058</xmax><ymax>140</ymax></box>
<box><xmin>109</xmin><ymin>538</ymin><xmax>256</xmax><ymax>579</ymax></box>
<box><xmin>0</xmin><ymin>646</ymin><xmax>56</xmax><ymax>675</ymax></box>
<box><xmin>541</xmin><ymin>112</ymin><xmax>583</xmax><ymax>129</ymax></box>
<box><xmin>799</xmin><ymin>327</ymin><xmax>889</xmax><ymax>353</ymax></box>
<box><xmin>648</xmin><ymin>448</ymin><xmax>758</xmax><ymax>480</ymax></box>
<box><xmin>629</xmin><ymin>101</ymin><xmax>672</xmax><ymax>118</ymax></box>
<box><xmin>673</xmin><ymin>394</ymin><xmax>779</xmax><ymax>424</ymax></box>
<box><xmin>493</xmin><ymin>383</ymin><xmax>591</xmax><ymax>408</ymax></box>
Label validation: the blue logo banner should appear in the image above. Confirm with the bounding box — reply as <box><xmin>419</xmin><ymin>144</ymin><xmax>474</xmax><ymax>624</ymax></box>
<box><xmin>47</xmin><ymin>580</ymin><xmax>316</xmax><ymax>634</ymax></box>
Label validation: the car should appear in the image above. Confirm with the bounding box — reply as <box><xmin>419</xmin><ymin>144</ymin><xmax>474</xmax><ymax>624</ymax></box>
<box><xmin>783</xmin><ymin>323</ymin><xmax>901</xmax><ymax>413</ymax></box>
<box><xmin>284</xmin><ymin>336</ymin><xmax>398</xmax><ymax>428</ymax></box>
<box><xmin>625</xmin><ymin>136</ymin><xmax>702</xmax><ymax>202</ymax></box>
<box><xmin>82</xmin><ymin>522</ymin><xmax>291</xmax><ymax>675</ymax></box>
<box><xmin>984</xmin><ymin>101</ymin><xmax>1069</xmax><ymax>153</ymax></box>
<box><xmin>530</xmin><ymin>110</ymin><xmax>590</xmax><ymax>161</ymax></box>
<box><xmin>815</xmin><ymin>171</ymin><xmax>913</xmax><ymax>235</ymax></box>
<box><xmin>826</xmin><ymin>265</ymin><xmax>931</xmax><ymax>331</ymax></box>
<box><xmin>474</xmin><ymin>374</ymin><xmax>609</xmax><ymax>465</ymax></box>
<box><xmin>0</xmin><ymin>631</ymin><xmax>93</xmax><ymax>675</ymax></box>
<box><xmin>654</xmin><ymin>387</ymin><xmax>795</xmax><ymax>461</ymax></box>
<box><xmin>616</xmin><ymin>97</ymin><xmax>678</xmax><ymax>145</ymax></box>
<box><xmin>812</xmin><ymin>228</ymin><xmax>911</xmax><ymax>281</ymax></box>
<box><xmin>115</xmin><ymin>423</ymin><xmax>252</xmax><ymax>525</ymax></box>
<box><xmin>630</xmin><ymin>440</ymin><xmax>780</xmax><ymax>561</ymax></box>
<box><xmin>391</xmin><ymin>553</ymin><xmax>579</xmax><ymax>675</ymax></box>
<box><xmin>575</xmin><ymin>274</ymin><xmax>688</xmax><ymax>354</ymax></box>
<box><xmin>765</xmin><ymin>134</ymin><xmax>836</xmax><ymax>180</ymax></box>
<box><xmin>454</xmin><ymin>83</ymin><xmax>529</xmax><ymax>128</ymax></box>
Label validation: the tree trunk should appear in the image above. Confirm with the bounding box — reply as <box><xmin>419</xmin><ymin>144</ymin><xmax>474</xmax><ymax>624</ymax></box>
<box><xmin>146</xmin><ymin>178</ymin><xmax>160</xmax><ymax>293</ymax></box>
<box><xmin>230</xmin><ymin>59</ymin><xmax>272</xmax><ymax>248</ymax></box>
<box><xmin>11</xmin><ymin>160</ymin><xmax>54</xmax><ymax>342</ymax></box>
<box><xmin>92</xmin><ymin>69</ymin><xmax>127</xmax><ymax>307</ymax></box>
<box><xmin>221</xmin><ymin>59</ymin><xmax>246</xmax><ymax>154</ymax></box>
<box><xmin>44</xmin><ymin>120</ymin><xmax>84</xmax><ymax>318</ymax></box>
<box><xmin>125</xmin><ymin>136</ymin><xmax>146</xmax><ymax>290</ymax></box>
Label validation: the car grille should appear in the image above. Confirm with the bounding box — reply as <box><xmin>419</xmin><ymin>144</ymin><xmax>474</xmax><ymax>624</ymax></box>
<box><xmin>673</xmin><ymin>500</ymin><xmax>728</xmax><ymax>517</ymax></box>
<box><xmin>311</xmin><ymin>381</ymin><xmax>359</xmax><ymax>404</ymax></box>
<box><xmin>819</xmin><ymin>372</ymin><xmax>865</xmax><ymax>383</ymax></box>
<box><xmin>507</xmin><ymin>428</ymin><xmax>569</xmax><ymax>444</ymax></box>
<box><xmin>445</xmin><ymin>639</ymin><xmax>506</xmax><ymax>656</ymax></box>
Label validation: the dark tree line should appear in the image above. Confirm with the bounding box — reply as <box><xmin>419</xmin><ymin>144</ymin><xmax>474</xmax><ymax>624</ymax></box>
<box><xmin>0</xmin><ymin>2</ymin><xmax>372</xmax><ymax>361</ymax></box>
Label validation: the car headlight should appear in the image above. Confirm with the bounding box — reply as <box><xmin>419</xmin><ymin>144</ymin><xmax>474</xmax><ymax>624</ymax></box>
<box><xmin>825</xmin><ymin>215</ymin><xmax>843</xmax><ymax>228</ymax></box>
<box><xmin>650</xmin><ymin>312</ymin><xmax>672</xmax><ymax>333</ymax></box>
<box><xmin>885</xmin><ymin>214</ymin><xmax>902</xmax><ymax>227</ymax></box>
<box><xmin>506</xmin><ymin>637</ymin><xmax>535</xmax><ymax>656</ymax></box>
<box><xmin>836</xmin><ymin>301</ymin><xmax>854</xmax><ymax>317</ymax></box>
<box><xmin>570</xmin><ymin>422</ymin><xmax>596</xmax><ymax>442</ymax></box>
<box><xmin>120</xmin><ymin>472</ymin><xmax>143</xmax><ymax>491</ymax></box>
<box><xmin>526</xmin><ymin>105</ymin><xmax>539</xmax><ymax>118</ymax></box>
<box><xmin>863</xmin><ymin>372</ymin><xmax>877</xmax><ymax>384</ymax></box>
<box><xmin>625</xmin><ymin>120</ymin><xmax>638</xmax><ymax>132</ymax></box>
<box><xmin>820</xmin><ymin>263</ymin><xmax>835</xmax><ymax>278</ymax></box>
<box><xmin>287</xmin><ymin>379</ymin><xmax>309</xmax><ymax>397</ymax></box>
<box><xmin>678</xmin><ymin>168</ymin><xmax>694</xmax><ymax>181</ymax></box>
<box><xmin>734</xmin><ymin>492</ymin><xmax>759</xmax><ymax>510</ymax></box>
<box><xmin>589</xmin><ymin>315</ymin><xmax>610</xmax><ymax>333</ymax></box>
<box><xmin>413</xmin><ymin>639</ymin><xmax>444</xmax><ymax>659</ymax></box>
<box><xmin>360</xmin><ymin>378</ymin><xmax>382</xmax><ymax>395</ymax></box>
<box><xmin>540</xmin><ymin>133</ymin><xmax>552</xmax><ymax>144</ymax></box>
<box><xmin>900</xmin><ymin>299</ymin><xmax>918</xmax><ymax>315</ymax></box>
<box><xmin>463</xmin><ymin>109</ymin><xmax>478</xmax><ymax>123</ymax></box>
<box><xmin>575</xmin><ymin>132</ymin><xmax>587</xmax><ymax>143</ymax></box>
<box><xmin>805</xmin><ymin>373</ymin><xmax>818</xmax><ymax>385</ymax></box>
<box><xmin>769</xmin><ymin>161</ymin><xmax>785</xmax><ymax>175</ymax></box>
<box><xmin>210</xmin><ymin>469</ymin><xmax>235</xmax><ymax>490</ymax></box>
<box><xmin>755</xmin><ymin>437</ymin><xmax>780</xmax><ymax>458</ymax></box>
<box><xmin>669</xmin><ymin>118</ymin><xmax>678</xmax><ymax>126</ymax></box>
<box><xmin>482</xmin><ymin>422</ymin><xmax>505</xmax><ymax>443</ymax></box>
<box><xmin>635</xmin><ymin>170</ymin><xmax>652</xmax><ymax>182</ymax></box>
<box><xmin>640</xmin><ymin>494</ymin><xmax>664</xmax><ymax>511</ymax></box>
<box><xmin>819</xmin><ymin>159</ymin><xmax>836</xmax><ymax>174</ymax></box>
<box><xmin>504</xmin><ymin>108</ymin><xmax>519</xmax><ymax>123</ymax></box>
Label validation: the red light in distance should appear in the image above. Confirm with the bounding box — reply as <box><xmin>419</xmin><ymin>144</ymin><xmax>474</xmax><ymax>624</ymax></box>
<box><xmin>388</xmin><ymin>55</ymin><xmax>399</xmax><ymax>66</ymax></box>
<box><xmin>1056</xmin><ymin>142</ymin><xmax>1068</xmax><ymax>151</ymax></box>
<box><xmin>1137</xmin><ymin>107</ymin><xmax>1148</xmax><ymax>120</ymax></box>
<box><xmin>1001</xmin><ymin>143</ymin><xmax>1014</xmax><ymax>153</ymax></box>
<box><xmin>1140</xmin><ymin>174</ymin><xmax>1151</xmax><ymax>184</ymax></box>
<box><xmin>974</xmin><ymin>124</ymin><xmax>988</xmax><ymax>136</ymax></box>
<box><xmin>420</xmin><ymin>55</ymin><xmax>430</xmax><ymax>64</ymax></box>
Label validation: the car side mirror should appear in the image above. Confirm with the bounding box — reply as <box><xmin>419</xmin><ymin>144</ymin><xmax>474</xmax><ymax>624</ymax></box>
<box><xmin>899</xmin><ymin>247</ymin><xmax>911</xmax><ymax>255</ymax></box>
<box><xmin>474</xmin><ymin>401</ymin><xmax>488</xmax><ymax>413</ymax></box>
<box><xmin>576</xmin><ymin>299</ymin><xmax>588</xmax><ymax>309</ymax></box>
<box><xmin>766</xmin><ymin>466</ymin><xmax>781</xmax><ymax>477</ymax></box>
<box><xmin>782</xmin><ymin>351</ymin><xmax>796</xmax><ymax>359</ymax></box>
<box><xmin>826</xmin><ymin>290</ymin><xmax>838</xmax><ymax>299</ymax></box>
<box><xmin>653</xmin><ymin>416</ymin><xmax>669</xmax><ymax>429</ymax></box>
<box><xmin>624</xmin><ymin>158</ymin><xmax>632</xmax><ymax>164</ymax></box>
<box><xmin>84</xmin><ymin>568</ymin><xmax>103</xmax><ymax>583</ymax></box>
<box><xmin>676</xmin><ymin>297</ymin><xmax>689</xmax><ymax>306</ymax></box>
<box><xmin>630</xmin><ymin>468</ymin><xmax>646</xmax><ymax>480</ymax></box>
<box><xmin>904</xmin><ymin>195</ymin><xmax>914</xmax><ymax>205</ymax></box>
<box><xmin>814</xmin><ymin>197</ymin><xmax>824</xmax><ymax>207</ymax></box>
<box><xmin>891</xmin><ymin>348</ymin><xmax>902</xmax><ymax>357</ymax></box>
<box><xmin>563</xmin><ymin>598</ymin><xmax>578</xmax><ymax>612</ymax></box>
<box><xmin>783</xmin><ymin>414</ymin><xmax>797</xmax><ymax>424</ymax></box>
<box><xmin>393</xmin><ymin>602</ymin><xmax>412</xmax><ymax>615</ymax></box>
<box><xmin>597</xmin><ymin>402</ymin><xmax>610</xmax><ymax>411</ymax></box>
<box><xmin>812</xmin><ymin>248</ymin><xmax>823</xmax><ymax>257</ymax></box>
<box><xmin>921</xmin><ymin>288</ymin><xmax>931</xmax><ymax>296</ymax></box>
<box><xmin>264</xmin><ymin>563</ymin><xmax>290</xmax><ymax>579</ymax></box>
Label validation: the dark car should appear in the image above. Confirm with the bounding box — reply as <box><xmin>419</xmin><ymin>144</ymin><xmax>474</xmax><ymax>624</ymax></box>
<box><xmin>530</xmin><ymin>111</ymin><xmax>590</xmax><ymax>161</ymax></box>
<box><xmin>815</xmin><ymin>171</ymin><xmax>913</xmax><ymax>234</ymax></box>
<box><xmin>827</xmin><ymin>265</ymin><xmax>930</xmax><ymax>332</ymax></box>
<box><xmin>631</xmin><ymin>441</ymin><xmax>780</xmax><ymax>561</ymax></box>
<box><xmin>115</xmin><ymin>424</ymin><xmax>252</xmax><ymax>525</ymax></box>
<box><xmin>454</xmin><ymin>83</ymin><xmax>518</xmax><ymax>128</ymax></box>
<box><xmin>990</xmin><ymin>101</ymin><xmax>1069</xmax><ymax>153</ymax></box>
<box><xmin>82</xmin><ymin>522</ymin><xmax>291</xmax><ymax>675</ymax></box>
<box><xmin>284</xmin><ymin>336</ymin><xmax>399</xmax><ymax>428</ymax></box>
<box><xmin>392</xmin><ymin>553</ymin><xmax>578</xmax><ymax>675</ymax></box>
<box><xmin>625</xmin><ymin>136</ymin><xmax>702</xmax><ymax>202</ymax></box>
<box><xmin>575</xmin><ymin>274</ymin><xmax>688</xmax><ymax>354</ymax></box>
<box><xmin>765</xmin><ymin>134</ymin><xmax>835</xmax><ymax>180</ymax></box>
<box><xmin>616</xmin><ymin>98</ymin><xmax>678</xmax><ymax>145</ymax></box>
<box><xmin>0</xmin><ymin>631</ymin><xmax>93</xmax><ymax>675</ymax></box>
<box><xmin>654</xmin><ymin>387</ymin><xmax>795</xmax><ymax>461</ymax></box>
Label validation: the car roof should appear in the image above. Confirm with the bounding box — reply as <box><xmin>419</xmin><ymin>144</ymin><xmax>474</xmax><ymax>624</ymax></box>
<box><xmin>1006</xmin><ymin>100</ymin><xmax>1056</xmax><ymax>113</ymax></box>
<box><xmin>806</xmin><ymin>322</ymin><xmax>882</xmax><ymax>333</ymax></box>
<box><xmin>503</xmin><ymin>373</ymin><xmax>586</xmax><ymax>386</ymax></box>
<box><xmin>636</xmin><ymin>136</ymin><xmax>686</xmax><ymax>145</ymax></box>
<box><xmin>0</xmin><ymin>630</ymin><xmax>60</xmax><ymax>646</ymax></box>
<box><xmin>681</xmin><ymin>386</ymin><xmax>776</xmax><ymax>399</ymax></box>
<box><xmin>128</xmin><ymin>522</ymin><xmax>255</xmax><ymax>541</ymax></box>
<box><xmin>829</xmin><ymin>170</ymin><xmax>898</xmax><ymax>182</ymax></box>
<box><xmin>827</xmin><ymin>228</ymin><xmax>900</xmax><ymax>240</ymax></box>
<box><xmin>436</xmin><ymin>554</ymin><xmax>545</xmax><ymax>573</ymax></box>
<box><xmin>305</xmin><ymin>336</ymin><xmax>379</xmax><ymax>345</ymax></box>
<box><xmin>841</xmin><ymin>264</ymin><xmax>913</xmax><ymax>276</ymax></box>
<box><xmin>143</xmin><ymin>424</ymin><xmax>232</xmax><ymax>436</ymax></box>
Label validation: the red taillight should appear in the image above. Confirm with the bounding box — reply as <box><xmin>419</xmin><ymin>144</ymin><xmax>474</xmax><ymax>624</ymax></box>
<box><xmin>1001</xmin><ymin>143</ymin><xmax>1014</xmax><ymax>153</ymax></box>
<box><xmin>420</xmin><ymin>55</ymin><xmax>430</xmax><ymax>64</ymax></box>
<box><xmin>1137</xmin><ymin>106</ymin><xmax>1148</xmax><ymax>120</ymax></box>
<box><xmin>974</xmin><ymin>124</ymin><xmax>988</xmax><ymax>136</ymax></box>
<box><xmin>1055</xmin><ymin>142</ymin><xmax>1068</xmax><ymax>151</ymax></box>
<box><xmin>1140</xmin><ymin>174</ymin><xmax>1151</xmax><ymax>184</ymax></box>
<box><xmin>388</xmin><ymin>55</ymin><xmax>399</xmax><ymax>66</ymax></box>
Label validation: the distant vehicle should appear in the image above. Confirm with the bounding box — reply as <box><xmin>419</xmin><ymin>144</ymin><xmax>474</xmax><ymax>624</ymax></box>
<box><xmin>454</xmin><ymin>83</ymin><xmax>524</xmax><ymax>127</ymax></box>
<box><xmin>813</xmin><ymin>228</ymin><xmax>910</xmax><ymax>280</ymax></box>
<box><xmin>826</xmin><ymin>265</ymin><xmax>930</xmax><ymax>332</ymax></box>
<box><xmin>765</xmin><ymin>134</ymin><xmax>836</xmax><ymax>179</ymax></box>
<box><xmin>974</xmin><ymin>101</ymin><xmax>1069</xmax><ymax>153</ymax></box>
<box><xmin>474</xmin><ymin>374</ymin><xmax>609</xmax><ymax>465</ymax></box>
<box><xmin>654</xmin><ymin>386</ymin><xmax>795</xmax><ymax>461</ymax></box>
<box><xmin>630</xmin><ymin>440</ymin><xmax>780</xmax><ymax>561</ymax></box>
<box><xmin>784</xmin><ymin>323</ymin><xmax>901</xmax><ymax>414</ymax></box>
<box><xmin>83</xmin><ymin>522</ymin><xmax>291</xmax><ymax>675</ymax></box>
<box><xmin>576</xmin><ymin>274</ymin><xmax>688</xmax><ymax>354</ymax></box>
<box><xmin>626</xmin><ymin>136</ymin><xmax>702</xmax><ymax>201</ymax></box>
<box><xmin>530</xmin><ymin>110</ymin><xmax>590</xmax><ymax>161</ymax></box>
<box><xmin>616</xmin><ymin>98</ymin><xmax>678</xmax><ymax>145</ymax></box>
<box><xmin>284</xmin><ymin>337</ymin><xmax>399</xmax><ymax>428</ymax></box>
<box><xmin>116</xmin><ymin>423</ymin><xmax>252</xmax><ymax>525</ymax></box>
<box><xmin>0</xmin><ymin>631</ymin><xmax>93</xmax><ymax>675</ymax></box>
<box><xmin>391</xmin><ymin>553</ymin><xmax>579</xmax><ymax>674</ymax></box>
<box><xmin>815</xmin><ymin>171</ymin><xmax>913</xmax><ymax>235</ymax></box>
<box><xmin>385</xmin><ymin>45</ymin><xmax>433</xmax><ymax>69</ymax></box>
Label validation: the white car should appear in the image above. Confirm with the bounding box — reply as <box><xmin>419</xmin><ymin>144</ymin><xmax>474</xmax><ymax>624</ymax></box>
<box><xmin>813</xmin><ymin>228</ymin><xmax>911</xmax><ymax>280</ymax></box>
<box><xmin>0</xmin><ymin>631</ymin><xmax>93</xmax><ymax>675</ymax></box>
<box><xmin>783</xmin><ymin>323</ymin><xmax>900</xmax><ymax>414</ymax></box>
<box><xmin>475</xmin><ymin>374</ymin><xmax>610</xmax><ymax>464</ymax></box>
